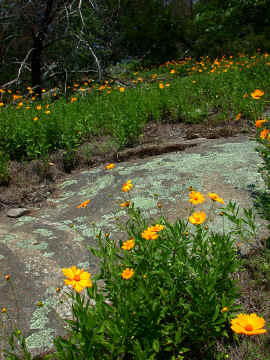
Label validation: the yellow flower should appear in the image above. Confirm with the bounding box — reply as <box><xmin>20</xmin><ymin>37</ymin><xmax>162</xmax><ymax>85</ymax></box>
<box><xmin>152</xmin><ymin>74</ymin><xmax>157</xmax><ymax>79</ymax></box>
<box><xmin>221</xmin><ymin>307</ymin><xmax>228</xmax><ymax>313</ymax></box>
<box><xmin>251</xmin><ymin>89</ymin><xmax>264</xmax><ymax>99</ymax></box>
<box><xmin>71</xmin><ymin>97</ymin><xmax>77</xmax><ymax>103</ymax></box>
<box><xmin>122</xmin><ymin>238</ymin><xmax>135</xmax><ymax>250</ymax></box>
<box><xmin>189</xmin><ymin>191</ymin><xmax>205</xmax><ymax>205</ymax></box>
<box><xmin>0</xmin><ymin>102</ymin><xmax>4</xmax><ymax>107</ymax></box>
<box><xmin>13</xmin><ymin>94</ymin><xmax>22</xmax><ymax>101</ymax></box>
<box><xmin>165</xmin><ymin>83</ymin><xmax>170</xmax><ymax>87</ymax></box>
<box><xmin>256</xmin><ymin>119</ymin><xmax>267</xmax><ymax>128</ymax></box>
<box><xmin>170</xmin><ymin>69</ymin><xmax>175</xmax><ymax>74</ymax></box>
<box><xmin>159</xmin><ymin>83</ymin><xmax>164</xmax><ymax>89</ymax></box>
<box><xmin>36</xmin><ymin>105</ymin><xmax>41</xmax><ymax>110</ymax></box>
<box><xmin>33</xmin><ymin>116</ymin><xmax>38</xmax><ymax>121</ymax></box>
<box><xmin>208</xmin><ymin>192</ymin><xmax>225</xmax><ymax>204</ymax></box>
<box><xmin>189</xmin><ymin>211</ymin><xmax>207</xmax><ymax>225</ymax></box>
<box><xmin>120</xmin><ymin>200</ymin><xmax>131</xmax><ymax>208</ymax></box>
<box><xmin>231</xmin><ymin>313</ymin><xmax>267</xmax><ymax>335</ymax></box>
<box><xmin>1</xmin><ymin>308</ymin><xmax>7</xmax><ymax>313</ymax></box>
<box><xmin>105</xmin><ymin>163</ymin><xmax>115</xmax><ymax>170</ymax></box>
<box><xmin>77</xmin><ymin>200</ymin><xmax>91</xmax><ymax>208</ymax></box>
<box><xmin>148</xmin><ymin>224</ymin><xmax>165</xmax><ymax>232</ymax></box>
<box><xmin>119</xmin><ymin>87</ymin><xmax>125</xmax><ymax>92</ymax></box>
<box><xmin>45</xmin><ymin>110</ymin><xmax>51</xmax><ymax>115</ymax></box>
<box><xmin>121</xmin><ymin>268</ymin><xmax>134</xmax><ymax>279</ymax></box>
<box><xmin>141</xmin><ymin>229</ymin><xmax>158</xmax><ymax>240</ymax></box>
<box><xmin>122</xmin><ymin>180</ymin><xmax>133</xmax><ymax>192</ymax></box>
<box><xmin>62</xmin><ymin>266</ymin><xmax>92</xmax><ymax>292</ymax></box>
<box><xmin>260</xmin><ymin>129</ymin><xmax>269</xmax><ymax>140</ymax></box>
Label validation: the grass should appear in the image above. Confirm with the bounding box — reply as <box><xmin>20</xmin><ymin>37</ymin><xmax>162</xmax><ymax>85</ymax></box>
<box><xmin>1</xmin><ymin>51</ymin><xmax>270</xmax><ymax>359</ymax></box>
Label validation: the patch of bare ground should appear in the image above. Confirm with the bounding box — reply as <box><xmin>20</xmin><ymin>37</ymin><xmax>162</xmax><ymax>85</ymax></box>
<box><xmin>0</xmin><ymin>117</ymin><xmax>255</xmax><ymax>215</ymax></box>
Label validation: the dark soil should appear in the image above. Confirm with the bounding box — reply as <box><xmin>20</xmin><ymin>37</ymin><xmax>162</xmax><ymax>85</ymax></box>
<box><xmin>0</xmin><ymin>116</ymin><xmax>255</xmax><ymax>215</ymax></box>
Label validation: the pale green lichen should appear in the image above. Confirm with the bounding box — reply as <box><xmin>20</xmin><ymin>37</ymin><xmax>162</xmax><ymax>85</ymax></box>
<box><xmin>33</xmin><ymin>228</ymin><xmax>53</xmax><ymax>237</ymax></box>
<box><xmin>59</xmin><ymin>179</ymin><xmax>78</xmax><ymax>188</ymax></box>
<box><xmin>78</xmin><ymin>174</ymin><xmax>115</xmax><ymax>197</ymax></box>
<box><xmin>26</xmin><ymin>329</ymin><xmax>55</xmax><ymax>349</ymax></box>
<box><xmin>0</xmin><ymin>233</ymin><xmax>17</xmax><ymax>244</ymax></box>
<box><xmin>16</xmin><ymin>239</ymin><xmax>48</xmax><ymax>250</ymax></box>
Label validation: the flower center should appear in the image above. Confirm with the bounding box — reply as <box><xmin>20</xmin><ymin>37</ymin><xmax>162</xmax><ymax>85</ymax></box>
<box><xmin>74</xmin><ymin>274</ymin><xmax>81</xmax><ymax>282</ymax></box>
<box><xmin>245</xmin><ymin>324</ymin><xmax>253</xmax><ymax>331</ymax></box>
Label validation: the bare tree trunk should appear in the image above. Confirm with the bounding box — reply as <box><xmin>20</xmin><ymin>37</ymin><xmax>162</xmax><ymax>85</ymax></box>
<box><xmin>31</xmin><ymin>33</ymin><xmax>44</xmax><ymax>99</ymax></box>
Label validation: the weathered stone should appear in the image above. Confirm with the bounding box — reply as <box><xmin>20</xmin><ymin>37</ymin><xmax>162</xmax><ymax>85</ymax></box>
<box><xmin>6</xmin><ymin>208</ymin><xmax>30</xmax><ymax>218</ymax></box>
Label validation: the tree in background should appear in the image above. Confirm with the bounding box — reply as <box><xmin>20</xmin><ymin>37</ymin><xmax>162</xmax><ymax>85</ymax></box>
<box><xmin>0</xmin><ymin>0</ymin><xmax>103</xmax><ymax>96</ymax></box>
<box><xmin>191</xmin><ymin>0</ymin><xmax>270</xmax><ymax>58</ymax></box>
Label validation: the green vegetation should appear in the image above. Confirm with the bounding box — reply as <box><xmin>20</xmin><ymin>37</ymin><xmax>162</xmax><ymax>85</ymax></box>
<box><xmin>1</xmin><ymin>51</ymin><xmax>270</xmax><ymax>359</ymax></box>
<box><xmin>0</xmin><ymin>53</ymin><xmax>270</xmax><ymax>165</ymax></box>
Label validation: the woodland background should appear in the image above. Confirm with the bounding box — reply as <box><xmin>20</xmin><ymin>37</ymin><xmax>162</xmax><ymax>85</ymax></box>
<box><xmin>0</xmin><ymin>0</ymin><xmax>270</xmax><ymax>95</ymax></box>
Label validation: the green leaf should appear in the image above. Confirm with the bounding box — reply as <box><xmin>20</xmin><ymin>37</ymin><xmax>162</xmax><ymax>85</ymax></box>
<box><xmin>152</xmin><ymin>339</ymin><xmax>160</xmax><ymax>353</ymax></box>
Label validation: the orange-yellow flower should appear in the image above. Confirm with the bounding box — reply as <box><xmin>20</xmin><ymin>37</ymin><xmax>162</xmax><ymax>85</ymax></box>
<box><xmin>0</xmin><ymin>102</ymin><xmax>4</xmax><ymax>107</ymax></box>
<box><xmin>77</xmin><ymin>200</ymin><xmax>91</xmax><ymax>208</ymax></box>
<box><xmin>251</xmin><ymin>89</ymin><xmax>264</xmax><ymax>99</ymax></box>
<box><xmin>221</xmin><ymin>307</ymin><xmax>228</xmax><ymax>313</ymax></box>
<box><xmin>208</xmin><ymin>192</ymin><xmax>225</xmax><ymax>204</ymax></box>
<box><xmin>120</xmin><ymin>200</ymin><xmax>131</xmax><ymax>208</ymax></box>
<box><xmin>62</xmin><ymin>266</ymin><xmax>92</xmax><ymax>292</ymax></box>
<box><xmin>189</xmin><ymin>191</ymin><xmax>205</xmax><ymax>205</ymax></box>
<box><xmin>119</xmin><ymin>87</ymin><xmax>125</xmax><ymax>92</ymax></box>
<box><xmin>235</xmin><ymin>113</ymin><xmax>241</xmax><ymax>121</ymax></box>
<box><xmin>121</xmin><ymin>238</ymin><xmax>135</xmax><ymax>250</ymax></box>
<box><xmin>231</xmin><ymin>313</ymin><xmax>267</xmax><ymax>335</ymax></box>
<box><xmin>256</xmin><ymin>119</ymin><xmax>267</xmax><ymax>128</ymax></box>
<box><xmin>260</xmin><ymin>129</ymin><xmax>269</xmax><ymax>140</ymax></box>
<box><xmin>33</xmin><ymin>116</ymin><xmax>38</xmax><ymax>121</ymax></box>
<box><xmin>36</xmin><ymin>105</ymin><xmax>42</xmax><ymax>110</ymax></box>
<box><xmin>13</xmin><ymin>94</ymin><xmax>22</xmax><ymax>101</ymax></box>
<box><xmin>147</xmin><ymin>224</ymin><xmax>165</xmax><ymax>232</ymax></box>
<box><xmin>105</xmin><ymin>163</ymin><xmax>115</xmax><ymax>170</ymax></box>
<box><xmin>121</xmin><ymin>268</ymin><xmax>134</xmax><ymax>279</ymax></box>
<box><xmin>141</xmin><ymin>229</ymin><xmax>158</xmax><ymax>240</ymax></box>
<box><xmin>189</xmin><ymin>211</ymin><xmax>207</xmax><ymax>225</ymax></box>
<box><xmin>170</xmin><ymin>69</ymin><xmax>175</xmax><ymax>74</ymax></box>
<box><xmin>122</xmin><ymin>180</ymin><xmax>133</xmax><ymax>192</ymax></box>
<box><xmin>71</xmin><ymin>97</ymin><xmax>77</xmax><ymax>103</ymax></box>
<box><xmin>159</xmin><ymin>83</ymin><xmax>164</xmax><ymax>89</ymax></box>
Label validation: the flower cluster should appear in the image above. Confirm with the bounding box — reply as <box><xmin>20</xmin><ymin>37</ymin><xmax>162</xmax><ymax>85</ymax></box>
<box><xmin>141</xmin><ymin>224</ymin><xmax>165</xmax><ymax>240</ymax></box>
<box><xmin>188</xmin><ymin>191</ymin><xmax>224</xmax><ymax>225</ymax></box>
